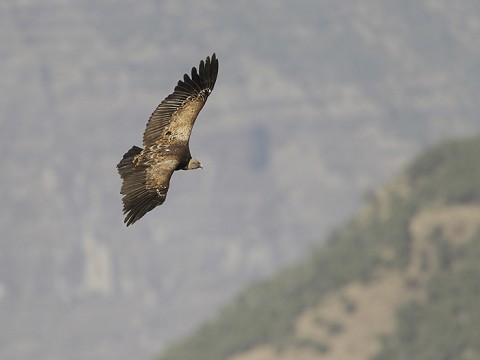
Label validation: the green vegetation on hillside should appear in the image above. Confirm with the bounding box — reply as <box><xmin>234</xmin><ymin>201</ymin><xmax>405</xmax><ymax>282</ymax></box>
<box><xmin>373</xmin><ymin>231</ymin><xmax>480</xmax><ymax>360</ymax></box>
<box><xmin>159</xmin><ymin>134</ymin><xmax>480</xmax><ymax>360</ymax></box>
<box><xmin>407</xmin><ymin>134</ymin><xmax>480</xmax><ymax>204</ymax></box>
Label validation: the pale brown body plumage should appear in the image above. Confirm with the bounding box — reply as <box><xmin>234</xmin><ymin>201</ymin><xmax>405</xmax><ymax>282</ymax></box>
<box><xmin>117</xmin><ymin>54</ymin><xmax>218</xmax><ymax>226</ymax></box>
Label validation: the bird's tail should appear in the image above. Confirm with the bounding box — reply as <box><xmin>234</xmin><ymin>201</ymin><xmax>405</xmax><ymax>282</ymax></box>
<box><xmin>117</xmin><ymin>145</ymin><xmax>143</xmax><ymax>180</ymax></box>
<box><xmin>117</xmin><ymin>146</ymin><xmax>152</xmax><ymax>226</ymax></box>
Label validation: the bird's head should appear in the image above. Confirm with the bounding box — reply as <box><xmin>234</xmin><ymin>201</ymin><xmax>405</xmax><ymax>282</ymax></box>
<box><xmin>187</xmin><ymin>158</ymin><xmax>203</xmax><ymax>170</ymax></box>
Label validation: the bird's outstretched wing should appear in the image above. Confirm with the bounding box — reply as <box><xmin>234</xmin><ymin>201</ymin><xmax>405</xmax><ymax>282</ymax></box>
<box><xmin>117</xmin><ymin>146</ymin><xmax>178</xmax><ymax>226</ymax></box>
<box><xmin>143</xmin><ymin>53</ymin><xmax>219</xmax><ymax>148</ymax></box>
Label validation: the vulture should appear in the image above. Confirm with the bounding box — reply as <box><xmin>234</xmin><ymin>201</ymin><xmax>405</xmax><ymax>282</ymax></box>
<box><xmin>117</xmin><ymin>54</ymin><xmax>219</xmax><ymax>226</ymax></box>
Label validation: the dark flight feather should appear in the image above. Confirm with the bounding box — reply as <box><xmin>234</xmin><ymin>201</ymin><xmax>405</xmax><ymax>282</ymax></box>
<box><xmin>117</xmin><ymin>54</ymin><xmax>218</xmax><ymax>226</ymax></box>
<box><xmin>143</xmin><ymin>53</ymin><xmax>218</xmax><ymax>147</ymax></box>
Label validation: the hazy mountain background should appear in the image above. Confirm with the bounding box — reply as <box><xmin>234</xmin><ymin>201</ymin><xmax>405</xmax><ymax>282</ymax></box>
<box><xmin>159</xmin><ymin>135</ymin><xmax>480</xmax><ymax>360</ymax></box>
<box><xmin>1</xmin><ymin>1</ymin><xmax>480</xmax><ymax>359</ymax></box>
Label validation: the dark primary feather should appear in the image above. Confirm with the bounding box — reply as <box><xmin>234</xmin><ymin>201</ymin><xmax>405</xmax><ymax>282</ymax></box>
<box><xmin>143</xmin><ymin>53</ymin><xmax>218</xmax><ymax>147</ymax></box>
<box><xmin>117</xmin><ymin>54</ymin><xmax>218</xmax><ymax>226</ymax></box>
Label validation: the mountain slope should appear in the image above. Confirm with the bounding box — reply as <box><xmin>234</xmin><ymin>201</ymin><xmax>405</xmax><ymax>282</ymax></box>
<box><xmin>158</xmin><ymin>134</ymin><xmax>480</xmax><ymax>360</ymax></box>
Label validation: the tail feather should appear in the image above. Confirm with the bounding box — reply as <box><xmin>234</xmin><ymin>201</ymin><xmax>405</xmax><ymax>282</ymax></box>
<box><xmin>117</xmin><ymin>145</ymin><xmax>143</xmax><ymax>179</ymax></box>
<box><xmin>117</xmin><ymin>146</ymin><xmax>166</xmax><ymax>226</ymax></box>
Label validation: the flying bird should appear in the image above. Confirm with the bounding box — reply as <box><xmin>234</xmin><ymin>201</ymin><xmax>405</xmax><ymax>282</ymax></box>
<box><xmin>117</xmin><ymin>54</ymin><xmax>219</xmax><ymax>226</ymax></box>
